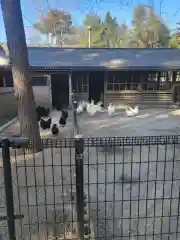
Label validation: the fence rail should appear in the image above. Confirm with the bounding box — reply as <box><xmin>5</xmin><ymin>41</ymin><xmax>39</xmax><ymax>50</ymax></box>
<box><xmin>1</xmin><ymin>135</ymin><xmax>180</xmax><ymax>148</ymax></box>
<box><xmin>0</xmin><ymin>135</ymin><xmax>180</xmax><ymax>239</ymax></box>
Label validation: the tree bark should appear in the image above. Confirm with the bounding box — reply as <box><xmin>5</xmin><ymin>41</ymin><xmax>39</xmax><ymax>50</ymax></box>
<box><xmin>1</xmin><ymin>0</ymin><xmax>41</xmax><ymax>152</ymax></box>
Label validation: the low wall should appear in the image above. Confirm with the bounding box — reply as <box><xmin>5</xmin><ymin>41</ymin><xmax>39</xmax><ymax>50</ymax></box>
<box><xmin>0</xmin><ymin>90</ymin><xmax>17</xmax><ymax>124</ymax></box>
<box><xmin>74</xmin><ymin>93</ymin><xmax>89</xmax><ymax>101</ymax></box>
<box><xmin>106</xmin><ymin>91</ymin><xmax>173</xmax><ymax>106</ymax></box>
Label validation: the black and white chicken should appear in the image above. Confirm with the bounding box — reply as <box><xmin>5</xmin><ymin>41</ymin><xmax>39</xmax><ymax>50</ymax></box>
<box><xmin>37</xmin><ymin>114</ymin><xmax>41</xmax><ymax>122</ymax></box>
<box><xmin>51</xmin><ymin>124</ymin><xmax>59</xmax><ymax>135</ymax></box>
<box><xmin>40</xmin><ymin>118</ymin><xmax>52</xmax><ymax>130</ymax></box>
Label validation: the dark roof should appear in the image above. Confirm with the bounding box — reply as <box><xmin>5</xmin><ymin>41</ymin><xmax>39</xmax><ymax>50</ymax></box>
<box><xmin>2</xmin><ymin>47</ymin><xmax>180</xmax><ymax>71</ymax></box>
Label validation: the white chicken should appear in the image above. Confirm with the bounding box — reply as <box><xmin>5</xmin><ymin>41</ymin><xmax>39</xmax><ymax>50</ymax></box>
<box><xmin>80</xmin><ymin>100</ymin><xmax>87</xmax><ymax>110</ymax></box>
<box><xmin>108</xmin><ymin>103</ymin><xmax>115</xmax><ymax>116</ymax></box>
<box><xmin>87</xmin><ymin>107</ymin><xmax>97</xmax><ymax>116</ymax></box>
<box><xmin>94</xmin><ymin>101</ymin><xmax>103</xmax><ymax>112</ymax></box>
<box><xmin>76</xmin><ymin>104</ymin><xmax>83</xmax><ymax>114</ymax></box>
<box><xmin>90</xmin><ymin>100</ymin><xmax>94</xmax><ymax>106</ymax></box>
<box><xmin>86</xmin><ymin>100</ymin><xmax>97</xmax><ymax>116</ymax></box>
<box><xmin>76</xmin><ymin>100</ymin><xmax>87</xmax><ymax>114</ymax></box>
<box><xmin>132</xmin><ymin>106</ymin><xmax>139</xmax><ymax>116</ymax></box>
<box><xmin>125</xmin><ymin>106</ymin><xmax>139</xmax><ymax>117</ymax></box>
<box><xmin>125</xmin><ymin>107</ymin><xmax>134</xmax><ymax>117</ymax></box>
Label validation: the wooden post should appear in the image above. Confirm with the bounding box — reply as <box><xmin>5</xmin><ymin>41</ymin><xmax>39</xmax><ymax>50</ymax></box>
<box><xmin>69</xmin><ymin>71</ymin><xmax>72</xmax><ymax>108</ymax></box>
<box><xmin>104</xmin><ymin>71</ymin><xmax>108</xmax><ymax>107</ymax></box>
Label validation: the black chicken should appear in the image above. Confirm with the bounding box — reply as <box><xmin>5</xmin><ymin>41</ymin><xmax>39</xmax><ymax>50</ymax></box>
<box><xmin>56</xmin><ymin>105</ymin><xmax>61</xmax><ymax>111</ymax></box>
<box><xmin>59</xmin><ymin>117</ymin><xmax>66</xmax><ymax>127</ymax></box>
<box><xmin>36</xmin><ymin>106</ymin><xmax>50</xmax><ymax>117</ymax></box>
<box><xmin>37</xmin><ymin>114</ymin><xmax>41</xmax><ymax>122</ymax></box>
<box><xmin>51</xmin><ymin>124</ymin><xmax>59</xmax><ymax>135</ymax></box>
<box><xmin>40</xmin><ymin>118</ymin><xmax>52</xmax><ymax>130</ymax></box>
<box><xmin>62</xmin><ymin>109</ymin><xmax>68</xmax><ymax>120</ymax></box>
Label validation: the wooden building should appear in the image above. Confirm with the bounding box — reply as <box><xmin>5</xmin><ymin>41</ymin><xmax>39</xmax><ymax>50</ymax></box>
<box><xmin>1</xmin><ymin>47</ymin><xmax>180</xmax><ymax>109</ymax></box>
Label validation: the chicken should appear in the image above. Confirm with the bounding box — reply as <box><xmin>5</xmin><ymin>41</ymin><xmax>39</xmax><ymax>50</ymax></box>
<box><xmin>132</xmin><ymin>106</ymin><xmax>139</xmax><ymax>116</ymax></box>
<box><xmin>36</xmin><ymin>106</ymin><xmax>50</xmax><ymax>117</ymax></box>
<box><xmin>37</xmin><ymin>114</ymin><xmax>41</xmax><ymax>122</ymax></box>
<box><xmin>86</xmin><ymin>102</ymin><xmax>90</xmax><ymax>111</ymax></box>
<box><xmin>95</xmin><ymin>101</ymin><xmax>103</xmax><ymax>112</ymax></box>
<box><xmin>40</xmin><ymin>118</ymin><xmax>52</xmax><ymax>130</ymax></box>
<box><xmin>89</xmin><ymin>100</ymin><xmax>94</xmax><ymax>107</ymax></box>
<box><xmin>51</xmin><ymin>124</ymin><xmax>59</xmax><ymax>135</ymax></box>
<box><xmin>76</xmin><ymin>100</ymin><xmax>87</xmax><ymax>114</ymax></box>
<box><xmin>86</xmin><ymin>100</ymin><xmax>102</xmax><ymax>116</ymax></box>
<box><xmin>125</xmin><ymin>107</ymin><xmax>134</xmax><ymax>117</ymax></box>
<box><xmin>55</xmin><ymin>105</ymin><xmax>61</xmax><ymax>111</ymax></box>
<box><xmin>81</xmin><ymin>100</ymin><xmax>87</xmax><ymax>110</ymax></box>
<box><xmin>62</xmin><ymin>109</ymin><xmax>68</xmax><ymax>120</ymax></box>
<box><xmin>87</xmin><ymin>105</ymin><xmax>97</xmax><ymax>116</ymax></box>
<box><xmin>97</xmin><ymin>101</ymin><xmax>104</xmax><ymax>108</ymax></box>
<box><xmin>76</xmin><ymin>105</ymin><xmax>83</xmax><ymax>114</ymax></box>
<box><xmin>59</xmin><ymin>117</ymin><xmax>66</xmax><ymax>127</ymax></box>
<box><xmin>108</xmin><ymin>103</ymin><xmax>115</xmax><ymax>116</ymax></box>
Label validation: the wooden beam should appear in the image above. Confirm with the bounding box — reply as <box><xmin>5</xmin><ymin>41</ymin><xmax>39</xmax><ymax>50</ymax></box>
<box><xmin>69</xmin><ymin>71</ymin><xmax>72</xmax><ymax>108</ymax></box>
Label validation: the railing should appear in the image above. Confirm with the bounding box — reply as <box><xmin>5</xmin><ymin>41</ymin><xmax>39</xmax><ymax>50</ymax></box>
<box><xmin>0</xmin><ymin>135</ymin><xmax>180</xmax><ymax>239</ymax></box>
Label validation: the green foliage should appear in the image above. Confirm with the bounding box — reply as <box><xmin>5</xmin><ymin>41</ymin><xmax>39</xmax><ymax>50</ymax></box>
<box><xmin>33</xmin><ymin>5</ymin><xmax>176</xmax><ymax>48</ymax></box>
<box><xmin>130</xmin><ymin>5</ymin><xmax>170</xmax><ymax>47</ymax></box>
<box><xmin>170</xmin><ymin>23</ymin><xmax>180</xmax><ymax>48</ymax></box>
<box><xmin>34</xmin><ymin>9</ymin><xmax>72</xmax><ymax>37</ymax></box>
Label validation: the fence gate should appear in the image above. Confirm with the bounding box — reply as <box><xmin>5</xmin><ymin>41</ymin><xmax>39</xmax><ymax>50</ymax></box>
<box><xmin>0</xmin><ymin>135</ymin><xmax>180</xmax><ymax>239</ymax></box>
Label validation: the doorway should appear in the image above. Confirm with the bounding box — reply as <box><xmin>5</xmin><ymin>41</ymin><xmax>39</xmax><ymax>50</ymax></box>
<box><xmin>89</xmin><ymin>71</ymin><xmax>104</xmax><ymax>104</ymax></box>
<box><xmin>51</xmin><ymin>73</ymin><xmax>69</xmax><ymax>109</ymax></box>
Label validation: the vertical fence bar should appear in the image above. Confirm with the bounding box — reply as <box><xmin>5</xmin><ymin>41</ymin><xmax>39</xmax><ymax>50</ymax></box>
<box><xmin>1</xmin><ymin>138</ymin><xmax>16</xmax><ymax>240</ymax></box>
<box><xmin>75</xmin><ymin>135</ymin><xmax>84</xmax><ymax>240</ymax></box>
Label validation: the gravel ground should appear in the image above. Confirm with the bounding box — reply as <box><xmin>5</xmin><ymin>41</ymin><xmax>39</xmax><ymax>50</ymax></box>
<box><xmin>0</xmin><ymin>107</ymin><xmax>180</xmax><ymax>239</ymax></box>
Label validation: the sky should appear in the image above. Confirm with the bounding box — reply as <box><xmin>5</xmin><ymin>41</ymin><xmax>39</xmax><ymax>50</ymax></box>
<box><xmin>0</xmin><ymin>0</ymin><xmax>180</xmax><ymax>42</ymax></box>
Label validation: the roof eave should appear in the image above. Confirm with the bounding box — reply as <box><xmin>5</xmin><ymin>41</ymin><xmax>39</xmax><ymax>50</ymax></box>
<box><xmin>0</xmin><ymin>65</ymin><xmax>180</xmax><ymax>71</ymax></box>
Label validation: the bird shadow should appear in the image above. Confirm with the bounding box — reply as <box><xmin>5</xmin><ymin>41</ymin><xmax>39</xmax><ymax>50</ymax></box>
<box><xmin>98</xmin><ymin>146</ymin><xmax>131</xmax><ymax>155</ymax></box>
<box><xmin>118</xmin><ymin>173</ymin><xmax>139</xmax><ymax>185</ymax></box>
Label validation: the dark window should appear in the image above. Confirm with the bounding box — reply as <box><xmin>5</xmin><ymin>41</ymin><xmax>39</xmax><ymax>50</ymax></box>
<box><xmin>107</xmin><ymin>83</ymin><xmax>113</xmax><ymax>91</ymax></box>
<box><xmin>114</xmin><ymin>84</ymin><xmax>119</xmax><ymax>91</ymax></box>
<box><xmin>73</xmin><ymin>73</ymin><xmax>88</xmax><ymax>93</ymax></box>
<box><xmin>31</xmin><ymin>76</ymin><xmax>47</xmax><ymax>86</ymax></box>
<box><xmin>5</xmin><ymin>72</ymin><xmax>13</xmax><ymax>87</ymax></box>
<box><xmin>107</xmin><ymin>72</ymin><xmax>139</xmax><ymax>91</ymax></box>
<box><xmin>0</xmin><ymin>75</ymin><xmax>4</xmax><ymax>87</ymax></box>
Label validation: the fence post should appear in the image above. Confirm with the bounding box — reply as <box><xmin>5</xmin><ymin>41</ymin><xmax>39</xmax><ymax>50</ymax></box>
<box><xmin>75</xmin><ymin>134</ymin><xmax>84</xmax><ymax>240</ymax></box>
<box><xmin>1</xmin><ymin>138</ymin><xmax>16</xmax><ymax>240</ymax></box>
<box><xmin>72</xmin><ymin>91</ymin><xmax>79</xmax><ymax>135</ymax></box>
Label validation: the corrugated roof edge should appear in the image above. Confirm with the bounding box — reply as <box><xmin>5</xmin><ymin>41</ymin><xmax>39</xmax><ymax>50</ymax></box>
<box><xmin>26</xmin><ymin>47</ymin><xmax>179</xmax><ymax>49</ymax></box>
<box><xmin>1</xmin><ymin>65</ymin><xmax>180</xmax><ymax>71</ymax></box>
<box><xmin>1</xmin><ymin>47</ymin><xmax>180</xmax><ymax>70</ymax></box>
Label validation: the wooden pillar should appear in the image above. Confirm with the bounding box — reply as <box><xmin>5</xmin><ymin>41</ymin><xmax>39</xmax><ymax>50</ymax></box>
<box><xmin>104</xmin><ymin>71</ymin><xmax>108</xmax><ymax>107</ymax></box>
<box><xmin>46</xmin><ymin>74</ymin><xmax>52</xmax><ymax>110</ymax></box>
<box><xmin>69</xmin><ymin>71</ymin><xmax>72</xmax><ymax>108</ymax></box>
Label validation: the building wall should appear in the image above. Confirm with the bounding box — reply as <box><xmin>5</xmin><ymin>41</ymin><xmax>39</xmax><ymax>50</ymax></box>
<box><xmin>32</xmin><ymin>74</ymin><xmax>52</xmax><ymax>108</ymax></box>
<box><xmin>0</xmin><ymin>71</ymin><xmax>52</xmax><ymax>124</ymax></box>
<box><xmin>0</xmin><ymin>85</ymin><xmax>51</xmax><ymax>124</ymax></box>
<box><xmin>105</xmin><ymin>71</ymin><xmax>174</xmax><ymax>106</ymax></box>
<box><xmin>0</xmin><ymin>89</ymin><xmax>17</xmax><ymax>120</ymax></box>
<box><xmin>106</xmin><ymin>91</ymin><xmax>172</xmax><ymax>106</ymax></box>
<box><xmin>33</xmin><ymin>86</ymin><xmax>51</xmax><ymax>108</ymax></box>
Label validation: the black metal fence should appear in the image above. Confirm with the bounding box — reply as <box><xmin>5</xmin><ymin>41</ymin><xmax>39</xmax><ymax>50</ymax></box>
<box><xmin>0</xmin><ymin>135</ymin><xmax>180</xmax><ymax>239</ymax></box>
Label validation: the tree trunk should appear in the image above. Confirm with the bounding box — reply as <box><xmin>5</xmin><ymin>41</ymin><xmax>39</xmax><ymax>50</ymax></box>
<box><xmin>1</xmin><ymin>0</ymin><xmax>41</xmax><ymax>152</ymax></box>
